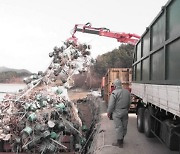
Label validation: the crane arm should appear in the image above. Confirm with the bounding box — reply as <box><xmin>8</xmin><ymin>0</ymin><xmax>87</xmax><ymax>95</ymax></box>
<box><xmin>68</xmin><ymin>23</ymin><xmax>140</xmax><ymax>45</ymax></box>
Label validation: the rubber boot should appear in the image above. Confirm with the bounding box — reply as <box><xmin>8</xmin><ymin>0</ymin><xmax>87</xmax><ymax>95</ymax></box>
<box><xmin>118</xmin><ymin>139</ymin><xmax>123</xmax><ymax>148</ymax></box>
<box><xmin>112</xmin><ymin>140</ymin><xmax>119</xmax><ymax>147</ymax></box>
<box><xmin>112</xmin><ymin>139</ymin><xmax>123</xmax><ymax>148</ymax></box>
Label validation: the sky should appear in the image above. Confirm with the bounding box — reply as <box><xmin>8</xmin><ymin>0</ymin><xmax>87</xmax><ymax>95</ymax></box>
<box><xmin>0</xmin><ymin>0</ymin><xmax>168</xmax><ymax>73</ymax></box>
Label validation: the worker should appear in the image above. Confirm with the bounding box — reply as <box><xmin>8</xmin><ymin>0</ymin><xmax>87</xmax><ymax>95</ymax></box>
<box><xmin>107</xmin><ymin>79</ymin><xmax>131</xmax><ymax>148</ymax></box>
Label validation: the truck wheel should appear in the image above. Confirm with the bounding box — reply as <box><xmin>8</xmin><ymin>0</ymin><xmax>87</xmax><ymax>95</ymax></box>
<box><xmin>137</xmin><ymin>108</ymin><xmax>145</xmax><ymax>132</ymax></box>
<box><xmin>144</xmin><ymin>108</ymin><xmax>154</xmax><ymax>137</ymax></box>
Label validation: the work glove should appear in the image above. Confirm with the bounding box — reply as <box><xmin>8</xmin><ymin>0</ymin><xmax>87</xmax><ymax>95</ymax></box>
<box><xmin>107</xmin><ymin>112</ymin><xmax>113</xmax><ymax>120</ymax></box>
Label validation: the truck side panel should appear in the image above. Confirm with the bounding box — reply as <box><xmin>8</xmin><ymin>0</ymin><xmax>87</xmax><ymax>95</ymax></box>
<box><xmin>133</xmin><ymin>0</ymin><xmax>180</xmax><ymax>85</ymax></box>
<box><xmin>132</xmin><ymin>83</ymin><xmax>180</xmax><ymax>117</ymax></box>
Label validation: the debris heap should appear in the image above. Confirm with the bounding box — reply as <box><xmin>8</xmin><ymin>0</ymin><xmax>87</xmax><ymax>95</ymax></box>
<box><xmin>0</xmin><ymin>40</ymin><xmax>93</xmax><ymax>153</ymax></box>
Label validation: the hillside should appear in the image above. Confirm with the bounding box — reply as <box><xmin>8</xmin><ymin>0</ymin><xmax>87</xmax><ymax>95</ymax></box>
<box><xmin>0</xmin><ymin>66</ymin><xmax>31</xmax><ymax>73</ymax></box>
<box><xmin>0</xmin><ymin>66</ymin><xmax>32</xmax><ymax>83</ymax></box>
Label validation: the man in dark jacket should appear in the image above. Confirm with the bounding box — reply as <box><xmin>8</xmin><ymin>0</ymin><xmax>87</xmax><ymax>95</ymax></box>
<box><xmin>107</xmin><ymin>79</ymin><xmax>131</xmax><ymax>148</ymax></box>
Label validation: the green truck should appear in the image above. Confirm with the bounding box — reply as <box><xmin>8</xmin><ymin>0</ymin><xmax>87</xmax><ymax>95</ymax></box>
<box><xmin>132</xmin><ymin>0</ymin><xmax>180</xmax><ymax>152</ymax></box>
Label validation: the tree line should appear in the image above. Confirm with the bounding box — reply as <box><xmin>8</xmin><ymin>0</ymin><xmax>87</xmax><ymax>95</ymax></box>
<box><xmin>0</xmin><ymin>71</ymin><xmax>30</xmax><ymax>83</ymax></box>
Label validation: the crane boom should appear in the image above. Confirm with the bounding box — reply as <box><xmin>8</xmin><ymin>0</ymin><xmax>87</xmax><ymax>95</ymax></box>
<box><xmin>68</xmin><ymin>23</ymin><xmax>140</xmax><ymax>45</ymax></box>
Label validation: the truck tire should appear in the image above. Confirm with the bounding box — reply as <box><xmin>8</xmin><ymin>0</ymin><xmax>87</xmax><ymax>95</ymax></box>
<box><xmin>137</xmin><ymin>108</ymin><xmax>145</xmax><ymax>132</ymax></box>
<box><xmin>144</xmin><ymin>108</ymin><xmax>154</xmax><ymax>138</ymax></box>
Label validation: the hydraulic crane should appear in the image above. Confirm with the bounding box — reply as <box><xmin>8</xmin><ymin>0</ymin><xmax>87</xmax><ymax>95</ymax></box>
<box><xmin>67</xmin><ymin>23</ymin><xmax>140</xmax><ymax>45</ymax></box>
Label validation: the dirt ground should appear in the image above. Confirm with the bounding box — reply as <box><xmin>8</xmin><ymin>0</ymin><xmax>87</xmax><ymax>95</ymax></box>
<box><xmin>68</xmin><ymin>89</ymin><xmax>90</xmax><ymax>101</ymax></box>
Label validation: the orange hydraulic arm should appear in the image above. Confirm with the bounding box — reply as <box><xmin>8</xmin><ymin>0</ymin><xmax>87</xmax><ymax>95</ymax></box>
<box><xmin>68</xmin><ymin>23</ymin><xmax>140</xmax><ymax>45</ymax></box>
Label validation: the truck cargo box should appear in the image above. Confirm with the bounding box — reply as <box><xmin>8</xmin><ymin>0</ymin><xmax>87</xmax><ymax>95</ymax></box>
<box><xmin>132</xmin><ymin>0</ymin><xmax>180</xmax><ymax>117</ymax></box>
<box><xmin>103</xmin><ymin>68</ymin><xmax>132</xmax><ymax>104</ymax></box>
<box><xmin>132</xmin><ymin>0</ymin><xmax>180</xmax><ymax>152</ymax></box>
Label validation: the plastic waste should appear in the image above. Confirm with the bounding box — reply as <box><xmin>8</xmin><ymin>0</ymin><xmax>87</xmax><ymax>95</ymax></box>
<box><xmin>0</xmin><ymin>38</ymin><xmax>94</xmax><ymax>153</ymax></box>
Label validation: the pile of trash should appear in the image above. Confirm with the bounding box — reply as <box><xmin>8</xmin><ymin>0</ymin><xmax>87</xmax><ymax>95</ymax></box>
<box><xmin>0</xmin><ymin>40</ymin><xmax>93</xmax><ymax>153</ymax></box>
